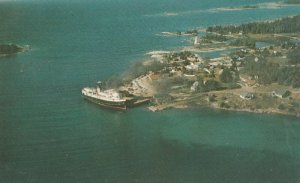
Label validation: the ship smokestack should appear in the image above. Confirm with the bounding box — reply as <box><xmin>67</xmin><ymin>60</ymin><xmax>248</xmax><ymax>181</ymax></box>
<box><xmin>97</xmin><ymin>81</ymin><xmax>103</xmax><ymax>93</ymax></box>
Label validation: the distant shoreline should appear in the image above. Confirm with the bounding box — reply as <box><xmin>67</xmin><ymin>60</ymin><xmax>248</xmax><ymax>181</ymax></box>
<box><xmin>285</xmin><ymin>0</ymin><xmax>300</xmax><ymax>5</ymax></box>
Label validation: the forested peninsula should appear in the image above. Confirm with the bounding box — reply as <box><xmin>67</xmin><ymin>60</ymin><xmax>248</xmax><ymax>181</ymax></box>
<box><xmin>207</xmin><ymin>15</ymin><xmax>300</xmax><ymax>34</ymax></box>
<box><xmin>285</xmin><ymin>0</ymin><xmax>300</xmax><ymax>4</ymax></box>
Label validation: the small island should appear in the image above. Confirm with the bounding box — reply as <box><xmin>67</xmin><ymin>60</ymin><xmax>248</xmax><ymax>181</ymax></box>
<box><xmin>99</xmin><ymin>15</ymin><xmax>300</xmax><ymax>116</ymax></box>
<box><xmin>0</xmin><ymin>44</ymin><xmax>29</xmax><ymax>56</ymax></box>
<box><xmin>159</xmin><ymin>29</ymin><xmax>199</xmax><ymax>37</ymax></box>
<box><xmin>213</xmin><ymin>5</ymin><xmax>259</xmax><ymax>12</ymax></box>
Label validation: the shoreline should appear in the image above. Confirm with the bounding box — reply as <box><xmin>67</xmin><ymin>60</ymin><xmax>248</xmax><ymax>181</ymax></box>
<box><xmin>137</xmin><ymin>69</ymin><xmax>300</xmax><ymax>117</ymax></box>
<box><xmin>147</xmin><ymin>94</ymin><xmax>300</xmax><ymax>117</ymax></box>
<box><xmin>182</xmin><ymin>46</ymin><xmax>243</xmax><ymax>53</ymax></box>
<box><xmin>106</xmin><ymin>14</ymin><xmax>300</xmax><ymax>117</ymax></box>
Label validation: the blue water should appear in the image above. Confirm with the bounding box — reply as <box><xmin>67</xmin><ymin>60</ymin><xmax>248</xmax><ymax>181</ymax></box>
<box><xmin>1</xmin><ymin>1</ymin><xmax>300</xmax><ymax>182</ymax></box>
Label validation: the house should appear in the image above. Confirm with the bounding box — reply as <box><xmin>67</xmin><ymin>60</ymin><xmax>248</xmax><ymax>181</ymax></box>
<box><xmin>272</xmin><ymin>89</ymin><xmax>290</xmax><ymax>98</ymax></box>
<box><xmin>240</xmin><ymin>92</ymin><xmax>254</xmax><ymax>100</ymax></box>
<box><xmin>185</xmin><ymin>63</ymin><xmax>199</xmax><ymax>71</ymax></box>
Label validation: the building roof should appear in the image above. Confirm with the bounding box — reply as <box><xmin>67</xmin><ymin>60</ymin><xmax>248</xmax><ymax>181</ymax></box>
<box><xmin>240</xmin><ymin>92</ymin><xmax>254</xmax><ymax>99</ymax></box>
<box><xmin>273</xmin><ymin>89</ymin><xmax>289</xmax><ymax>96</ymax></box>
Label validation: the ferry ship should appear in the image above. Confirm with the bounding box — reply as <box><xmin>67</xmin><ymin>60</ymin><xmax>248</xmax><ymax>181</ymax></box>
<box><xmin>82</xmin><ymin>82</ymin><xmax>127</xmax><ymax>110</ymax></box>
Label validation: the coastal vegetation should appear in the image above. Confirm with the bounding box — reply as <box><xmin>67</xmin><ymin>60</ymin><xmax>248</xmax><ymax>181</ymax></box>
<box><xmin>285</xmin><ymin>0</ymin><xmax>300</xmax><ymax>4</ymax></box>
<box><xmin>220</xmin><ymin>5</ymin><xmax>259</xmax><ymax>10</ymax></box>
<box><xmin>219</xmin><ymin>68</ymin><xmax>234</xmax><ymax>83</ymax></box>
<box><xmin>202</xmin><ymin>34</ymin><xmax>228</xmax><ymax>42</ymax></box>
<box><xmin>288</xmin><ymin>47</ymin><xmax>300</xmax><ymax>64</ymax></box>
<box><xmin>241</xmin><ymin>5</ymin><xmax>258</xmax><ymax>9</ymax></box>
<box><xmin>160</xmin><ymin>29</ymin><xmax>199</xmax><ymax>37</ymax></box>
<box><xmin>242</xmin><ymin>59</ymin><xmax>300</xmax><ymax>87</ymax></box>
<box><xmin>185</xmin><ymin>29</ymin><xmax>198</xmax><ymax>36</ymax></box>
<box><xmin>229</xmin><ymin>37</ymin><xmax>256</xmax><ymax>48</ymax></box>
<box><xmin>207</xmin><ymin>15</ymin><xmax>300</xmax><ymax>34</ymax></box>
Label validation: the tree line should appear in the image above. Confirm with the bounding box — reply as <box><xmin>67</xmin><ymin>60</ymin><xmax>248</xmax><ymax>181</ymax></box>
<box><xmin>242</xmin><ymin>59</ymin><xmax>300</xmax><ymax>88</ymax></box>
<box><xmin>207</xmin><ymin>15</ymin><xmax>300</xmax><ymax>34</ymax></box>
<box><xmin>285</xmin><ymin>0</ymin><xmax>300</xmax><ymax>4</ymax></box>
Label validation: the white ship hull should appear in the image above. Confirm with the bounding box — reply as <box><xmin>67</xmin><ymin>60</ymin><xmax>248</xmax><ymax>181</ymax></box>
<box><xmin>82</xmin><ymin>87</ymin><xmax>127</xmax><ymax>110</ymax></box>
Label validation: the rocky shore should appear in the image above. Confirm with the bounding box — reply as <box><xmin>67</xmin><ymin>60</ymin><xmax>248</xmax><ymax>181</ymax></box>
<box><xmin>147</xmin><ymin>86</ymin><xmax>300</xmax><ymax>117</ymax></box>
